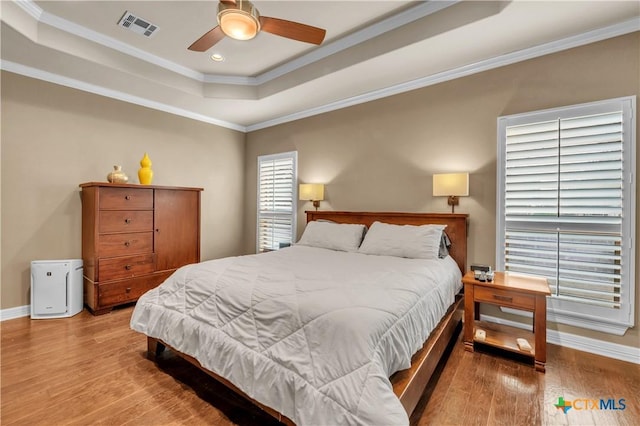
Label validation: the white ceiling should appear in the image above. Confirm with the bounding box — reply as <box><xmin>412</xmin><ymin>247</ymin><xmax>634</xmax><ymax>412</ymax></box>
<box><xmin>1</xmin><ymin>1</ymin><xmax>639</xmax><ymax>132</ymax></box>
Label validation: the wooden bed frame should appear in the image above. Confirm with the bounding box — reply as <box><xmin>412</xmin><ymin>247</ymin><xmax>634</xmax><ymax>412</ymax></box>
<box><xmin>147</xmin><ymin>211</ymin><xmax>468</xmax><ymax>424</ymax></box>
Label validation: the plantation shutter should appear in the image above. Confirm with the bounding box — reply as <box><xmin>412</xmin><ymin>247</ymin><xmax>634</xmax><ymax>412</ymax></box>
<box><xmin>257</xmin><ymin>152</ymin><xmax>297</xmax><ymax>253</ymax></box>
<box><xmin>498</xmin><ymin>97</ymin><xmax>635</xmax><ymax>332</ymax></box>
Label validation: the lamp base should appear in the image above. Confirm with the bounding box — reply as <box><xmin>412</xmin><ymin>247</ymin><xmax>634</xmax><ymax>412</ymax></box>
<box><xmin>312</xmin><ymin>200</ymin><xmax>320</xmax><ymax>210</ymax></box>
<box><xmin>447</xmin><ymin>196</ymin><xmax>459</xmax><ymax>213</ymax></box>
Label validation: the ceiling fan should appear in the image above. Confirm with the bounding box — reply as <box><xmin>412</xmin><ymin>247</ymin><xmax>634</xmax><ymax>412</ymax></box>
<box><xmin>188</xmin><ymin>0</ymin><xmax>327</xmax><ymax>52</ymax></box>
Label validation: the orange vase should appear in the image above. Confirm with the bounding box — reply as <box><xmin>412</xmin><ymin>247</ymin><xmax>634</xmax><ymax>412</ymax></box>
<box><xmin>138</xmin><ymin>153</ymin><xmax>153</xmax><ymax>185</ymax></box>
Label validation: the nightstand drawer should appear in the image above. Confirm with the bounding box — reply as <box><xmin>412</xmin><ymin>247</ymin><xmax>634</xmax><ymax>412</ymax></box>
<box><xmin>99</xmin><ymin>210</ymin><xmax>153</xmax><ymax>233</ymax></box>
<box><xmin>99</xmin><ymin>187</ymin><xmax>153</xmax><ymax>210</ymax></box>
<box><xmin>474</xmin><ymin>286</ymin><xmax>535</xmax><ymax>310</ymax></box>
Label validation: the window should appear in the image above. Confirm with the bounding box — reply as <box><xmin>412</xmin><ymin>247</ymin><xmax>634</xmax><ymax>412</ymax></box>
<box><xmin>497</xmin><ymin>97</ymin><xmax>635</xmax><ymax>335</ymax></box>
<box><xmin>256</xmin><ymin>151</ymin><xmax>298</xmax><ymax>253</ymax></box>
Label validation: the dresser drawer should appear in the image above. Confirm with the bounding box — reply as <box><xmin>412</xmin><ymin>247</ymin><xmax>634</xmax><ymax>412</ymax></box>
<box><xmin>97</xmin><ymin>232</ymin><xmax>153</xmax><ymax>257</ymax></box>
<box><xmin>99</xmin><ymin>210</ymin><xmax>153</xmax><ymax>233</ymax></box>
<box><xmin>474</xmin><ymin>286</ymin><xmax>535</xmax><ymax>310</ymax></box>
<box><xmin>99</xmin><ymin>187</ymin><xmax>153</xmax><ymax>210</ymax></box>
<box><xmin>97</xmin><ymin>271</ymin><xmax>172</xmax><ymax>307</ymax></box>
<box><xmin>98</xmin><ymin>254</ymin><xmax>155</xmax><ymax>281</ymax></box>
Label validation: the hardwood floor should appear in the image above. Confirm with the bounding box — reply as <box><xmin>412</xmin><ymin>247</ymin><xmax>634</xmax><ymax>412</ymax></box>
<box><xmin>2</xmin><ymin>306</ymin><xmax>638</xmax><ymax>425</ymax></box>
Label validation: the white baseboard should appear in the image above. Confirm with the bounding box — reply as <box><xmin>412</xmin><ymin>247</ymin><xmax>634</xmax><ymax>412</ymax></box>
<box><xmin>480</xmin><ymin>314</ymin><xmax>640</xmax><ymax>365</ymax></box>
<box><xmin>0</xmin><ymin>305</ymin><xmax>30</xmax><ymax>321</ymax></box>
<box><xmin>2</xmin><ymin>305</ymin><xmax>637</xmax><ymax>364</ymax></box>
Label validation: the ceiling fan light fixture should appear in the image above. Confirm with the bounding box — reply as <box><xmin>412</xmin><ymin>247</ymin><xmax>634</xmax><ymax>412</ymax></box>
<box><xmin>188</xmin><ymin>0</ymin><xmax>326</xmax><ymax>52</ymax></box>
<box><xmin>218</xmin><ymin>1</ymin><xmax>260</xmax><ymax>41</ymax></box>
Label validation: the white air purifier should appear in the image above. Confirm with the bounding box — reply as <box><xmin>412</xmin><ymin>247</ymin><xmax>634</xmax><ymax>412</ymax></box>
<box><xmin>31</xmin><ymin>259</ymin><xmax>83</xmax><ymax>319</ymax></box>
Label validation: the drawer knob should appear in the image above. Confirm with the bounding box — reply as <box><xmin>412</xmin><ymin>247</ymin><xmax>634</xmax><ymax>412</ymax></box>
<box><xmin>125</xmin><ymin>195</ymin><xmax>131</xmax><ymax>200</ymax></box>
<box><xmin>124</xmin><ymin>218</ymin><xmax>131</xmax><ymax>224</ymax></box>
<box><xmin>125</xmin><ymin>287</ymin><xmax>132</xmax><ymax>293</ymax></box>
<box><xmin>125</xmin><ymin>264</ymin><xmax>132</xmax><ymax>270</ymax></box>
<box><xmin>124</xmin><ymin>241</ymin><xmax>131</xmax><ymax>247</ymax></box>
<box><xmin>493</xmin><ymin>295</ymin><xmax>513</xmax><ymax>303</ymax></box>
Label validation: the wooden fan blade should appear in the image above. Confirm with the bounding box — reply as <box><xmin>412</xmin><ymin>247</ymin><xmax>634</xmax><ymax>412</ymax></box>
<box><xmin>260</xmin><ymin>16</ymin><xmax>326</xmax><ymax>45</ymax></box>
<box><xmin>188</xmin><ymin>26</ymin><xmax>225</xmax><ymax>52</ymax></box>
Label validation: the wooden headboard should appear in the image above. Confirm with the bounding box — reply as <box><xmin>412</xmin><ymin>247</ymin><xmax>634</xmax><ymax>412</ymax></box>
<box><xmin>306</xmin><ymin>211</ymin><xmax>468</xmax><ymax>274</ymax></box>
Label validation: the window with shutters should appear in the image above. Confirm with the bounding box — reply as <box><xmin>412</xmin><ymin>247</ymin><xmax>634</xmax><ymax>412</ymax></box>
<box><xmin>256</xmin><ymin>151</ymin><xmax>298</xmax><ymax>253</ymax></box>
<box><xmin>497</xmin><ymin>97</ymin><xmax>635</xmax><ymax>335</ymax></box>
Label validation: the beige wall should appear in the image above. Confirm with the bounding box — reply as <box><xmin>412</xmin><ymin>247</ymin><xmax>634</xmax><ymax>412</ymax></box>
<box><xmin>245</xmin><ymin>33</ymin><xmax>640</xmax><ymax>348</ymax></box>
<box><xmin>2</xmin><ymin>32</ymin><xmax>638</xmax><ymax>350</ymax></box>
<box><xmin>1</xmin><ymin>71</ymin><xmax>246</xmax><ymax>310</ymax></box>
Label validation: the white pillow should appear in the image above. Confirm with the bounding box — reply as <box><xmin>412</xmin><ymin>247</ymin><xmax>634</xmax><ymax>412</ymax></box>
<box><xmin>358</xmin><ymin>221</ymin><xmax>446</xmax><ymax>259</ymax></box>
<box><xmin>297</xmin><ymin>221</ymin><xmax>366</xmax><ymax>252</ymax></box>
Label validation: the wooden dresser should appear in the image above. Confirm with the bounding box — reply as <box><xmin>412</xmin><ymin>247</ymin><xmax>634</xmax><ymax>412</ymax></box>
<box><xmin>80</xmin><ymin>182</ymin><xmax>203</xmax><ymax>314</ymax></box>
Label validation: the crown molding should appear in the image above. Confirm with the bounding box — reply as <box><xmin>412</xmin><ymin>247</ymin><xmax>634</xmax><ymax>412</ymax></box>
<box><xmin>254</xmin><ymin>0</ymin><xmax>458</xmax><ymax>85</ymax></box>
<box><xmin>13</xmin><ymin>0</ymin><xmax>41</xmax><ymax>20</ymax></box>
<box><xmin>11</xmin><ymin>0</ymin><xmax>458</xmax><ymax>87</ymax></box>
<box><xmin>12</xmin><ymin>0</ymin><xmax>206</xmax><ymax>82</ymax></box>
<box><xmin>247</xmin><ymin>17</ymin><xmax>640</xmax><ymax>131</ymax></box>
<box><xmin>0</xmin><ymin>60</ymin><xmax>247</xmax><ymax>132</ymax></box>
<box><xmin>3</xmin><ymin>4</ymin><xmax>638</xmax><ymax>132</ymax></box>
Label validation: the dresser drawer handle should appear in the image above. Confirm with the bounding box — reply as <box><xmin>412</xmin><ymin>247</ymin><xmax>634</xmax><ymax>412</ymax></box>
<box><xmin>125</xmin><ymin>195</ymin><xmax>131</xmax><ymax>200</ymax></box>
<box><xmin>125</xmin><ymin>287</ymin><xmax>132</xmax><ymax>293</ymax></box>
<box><xmin>493</xmin><ymin>294</ymin><xmax>513</xmax><ymax>302</ymax></box>
<box><xmin>124</xmin><ymin>241</ymin><xmax>131</xmax><ymax>247</ymax></box>
<box><xmin>124</xmin><ymin>218</ymin><xmax>131</xmax><ymax>224</ymax></box>
<box><xmin>124</xmin><ymin>264</ymin><xmax>132</xmax><ymax>270</ymax></box>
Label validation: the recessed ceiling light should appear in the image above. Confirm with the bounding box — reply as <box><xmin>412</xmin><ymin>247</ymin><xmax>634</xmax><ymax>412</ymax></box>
<box><xmin>210</xmin><ymin>53</ymin><xmax>225</xmax><ymax>62</ymax></box>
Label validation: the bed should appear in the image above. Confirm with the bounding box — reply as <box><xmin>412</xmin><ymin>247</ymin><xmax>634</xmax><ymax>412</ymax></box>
<box><xmin>131</xmin><ymin>211</ymin><xmax>468</xmax><ymax>425</ymax></box>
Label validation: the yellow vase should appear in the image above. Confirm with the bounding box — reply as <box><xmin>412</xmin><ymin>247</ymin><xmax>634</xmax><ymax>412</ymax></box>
<box><xmin>138</xmin><ymin>153</ymin><xmax>154</xmax><ymax>185</ymax></box>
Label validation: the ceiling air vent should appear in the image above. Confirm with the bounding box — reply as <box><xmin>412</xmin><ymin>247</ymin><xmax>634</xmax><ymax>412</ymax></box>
<box><xmin>118</xmin><ymin>11</ymin><xmax>159</xmax><ymax>38</ymax></box>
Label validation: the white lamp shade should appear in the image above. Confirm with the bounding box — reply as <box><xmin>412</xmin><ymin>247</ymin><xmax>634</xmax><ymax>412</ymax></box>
<box><xmin>433</xmin><ymin>173</ymin><xmax>469</xmax><ymax>196</ymax></box>
<box><xmin>299</xmin><ymin>183</ymin><xmax>324</xmax><ymax>201</ymax></box>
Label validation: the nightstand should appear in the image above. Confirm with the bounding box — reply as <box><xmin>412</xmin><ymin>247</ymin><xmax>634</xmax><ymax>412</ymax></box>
<box><xmin>462</xmin><ymin>271</ymin><xmax>551</xmax><ymax>372</ymax></box>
